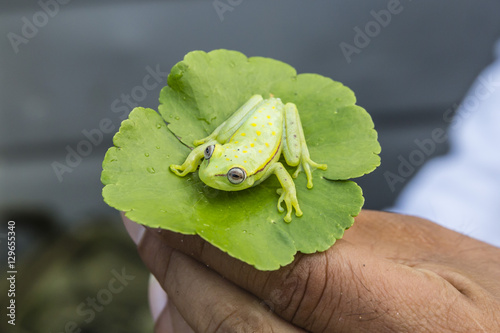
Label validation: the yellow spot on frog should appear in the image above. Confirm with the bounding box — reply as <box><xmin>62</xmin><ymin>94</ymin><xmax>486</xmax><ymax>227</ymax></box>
<box><xmin>258</xmin><ymin>149</ymin><xmax>262</xmax><ymax>153</ymax></box>
<box><xmin>243</xmin><ymin>150</ymin><xmax>247</xmax><ymax>153</ymax></box>
<box><xmin>268</xmin><ymin>122</ymin><xmax>273</xmax><ymax>126</ymax></box>
<box><xmin>256</xmin><ymin>131</ymin><xmax>261</xmax><ymax>136</ymax></box>
<box><xmin>244</xmin><ymin>160</ymin><xmax>247</xmax><ymax>163</ymax></box>
<box><xmin>272</xmin><ymin>131</ymin><xmax>276</xmax><ymax>136</ymax></box>
<box><xmin>272</xmin><ymin>106</ymin><xmax>275</xmax><ymax>109</ymax></box>
<box><xmin>265</xmin><ymin>143</ymin><xmax>269</xmax><ymax>147</ymax></box>
<box><xmin>226</xmin><ymin>158</ymin><xmax>230</xmax><ymax>161</ymax></box>
<box><xmin>267</xmin><ymin>115</ymin><xmax>271</xmax><ymax>119</ymax></box>
<box><xmin>250</xmin><ymin>143</ymin><xmax>255</xmax><ymax>147</ymax></box>
<box><xmin>241</xmin><ymin>133</ymin><xmax>246</xmax><ymax>136</ymax></box>
<box><xmin>235</xmin><ymin>155</ymin><xmax>238</xmax><ymax>158</ymax></box>
<box><xmin>251</xmin><ymin>123</ymin><xmax>257</xmax><ymax>127</ymax></box>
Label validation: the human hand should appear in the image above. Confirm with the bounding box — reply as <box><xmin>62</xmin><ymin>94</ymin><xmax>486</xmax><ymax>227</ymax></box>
<box><xmin>123</xmin><ymin>210</ymin><xmax>500</xmax><ymax>332</ymax></box>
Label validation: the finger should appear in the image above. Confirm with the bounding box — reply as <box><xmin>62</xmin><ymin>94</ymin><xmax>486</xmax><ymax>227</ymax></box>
<box><xmin>148</xmin><ymin>274</ymin><xmax>168</xmax><ymax>323</ymax></box>
<box><xmin>136</xmin><ymin>226</ymin><xmax>305</xmax><ymax>333</ymax></box>
<box><xmin>122</xmin><ymin>212</ymin><xmax>146</xmax><ymax>245</ymax></box>
<box><xmin>124</xmin><ymin>214</ymin><xmax>193</xmax><ymax>331</ymax></box>
<box><xmin>148</xmin><ymin>274</ymin><xmax>194</xmax><ymax>333</ymax></box>
<box><xmin>154</xmin><ymin>300</ymin><xmax>195</xmax><ymax>333</ymax></box>
<box><xmin>165</xmin><ymin>300</ymin><xmax>195</xmax><ymax>333</ymax></box>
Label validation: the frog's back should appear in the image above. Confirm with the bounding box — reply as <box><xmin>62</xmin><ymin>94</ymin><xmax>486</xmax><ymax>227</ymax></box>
<box><xmin>225</xmin><ymin>97</ymin><xmax>284</xmax><ymax>177</ymax></box>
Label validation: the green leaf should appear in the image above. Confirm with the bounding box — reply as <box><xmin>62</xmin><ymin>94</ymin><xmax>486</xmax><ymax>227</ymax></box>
<box><xmin>102</xmin><ymin>50</ymin><xmax>381</xmax><ymax>270</ymax></box>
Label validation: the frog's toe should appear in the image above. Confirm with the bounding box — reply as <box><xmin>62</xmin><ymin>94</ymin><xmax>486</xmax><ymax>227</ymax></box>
<box><xmin>276</xmin><ymin>189</ymin><xmax>285</xmax><ymax>212</ymax></box>
<box><xmin>317</xmin><ymin>163</ymin><xmax>328</xmax><ymax>170</ymax></box>
<box><xmin>292</xmin><ymin>165</ymin><xmax>302</xmax><ymax>178</ymax></box>
<box><xmin>278</xmin><ymin>189</ymin><xmax>303</xmax><ymax>222</ymax></box>
<box><xmin>277</xmin><ymin>203</ymin><xmax>285</xmax><ymax>213</ymax></box>
<box><xmin>193</xmin><ymin>139</ymin><xmax>204</xmax><ymax>146</ymax></box>
<box><xmin>170</xmin><ymin>164</ymin><xmax>186</xmax><ymax>176</ymax></box>
<box><xmin>283</xmin><ymin>201</ymin><xmax>293</xmax><ymax>222</ymax></box>
<box><xmin>284</xmin><ymin>212</ymin><xmax>292</xmax><ymax>223</ymax></box>
<box><xmin>284</xmin><ymin>203</ymin><xmax>302</xmax><ymax>223</ymax></box>
<box><xmin>307</xmin><ymin>156</ymin><xmax>327</xmax><ymax>170</ymax></box>
<box><xmin>293</xmin><ymin>202</ymin><xmax>303</xmax><ymax>217</ymax></box>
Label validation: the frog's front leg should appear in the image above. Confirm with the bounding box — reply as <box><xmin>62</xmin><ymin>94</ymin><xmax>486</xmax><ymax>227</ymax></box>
<box><xmin>193</xmin><ymin>94</ymin><xmax>264</xmax><ymax>146</ymax></box>
<box><xmin>282</xmin><ymin>103</ymin><xmax>327</xmax><ymax>189</ymax></box>
<box><xmin>268</xmin><ymin>162</ymin><xmax>303</xmax><ymax>222</ymax></box>
<box><xmin>170</xmin><ymin>142</ymin><xmax>212</xmax><ymax>176</ymax></box>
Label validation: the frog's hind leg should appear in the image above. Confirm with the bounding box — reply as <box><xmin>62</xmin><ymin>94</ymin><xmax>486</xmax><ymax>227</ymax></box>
<box><xmin>282</xmin><ymin>103</ymin><xmax>327</xmax><ymax>189</ymax></box>
<box><xmin>193</xmin><ymin>95</ymin><xmax>264</xmax><ymax>146</ymax></box>
<box><xmin>269</xmin><ymin>162</ymin><xmax>302</xmax><ymax>222</ymax></box>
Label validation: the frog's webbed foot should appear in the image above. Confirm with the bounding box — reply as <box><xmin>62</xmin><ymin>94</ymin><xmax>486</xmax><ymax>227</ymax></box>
<box><xmin>270</xmin><ymin>163</ymin><xmax>303</xmax><ymax>222</ymax></box>
<box><xmin>276</xmin><ymin>188</ymin><xmax>303</xmax><ymax>223</ymax></box>
<box><xmin>169</xmin><ymin>144</ymin><xmax>206</xmax><ymax>176</ymax></box>
<box><xmin>170</xmin><ymin>163</ymin><xmax>196</xmax><ymax>177</ymax></box>
<box><xmin>293</xmin><ymin>156</ymin><xmax>327</xmax><ymax>189</ymax></box>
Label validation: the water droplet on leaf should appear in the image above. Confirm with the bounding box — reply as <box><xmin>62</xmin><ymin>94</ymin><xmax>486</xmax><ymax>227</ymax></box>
<box><xmin>147</xmin><ymin>167</ymin><xmax>155</xmax><ymax>173</ymax></box>
<box><xmin>156</xmin><ymin>124</ymin><xmax>162</xmax><ymax>129</ymax></box>
<box><xmin>144</xmin><ymin>153</ymin><xmax>150</xmax><ymax>157</ymax></box>
<box><xmin>175</xmin><ymin>116</ymin><xmax>180</xmax><ymax>120</ymax></box>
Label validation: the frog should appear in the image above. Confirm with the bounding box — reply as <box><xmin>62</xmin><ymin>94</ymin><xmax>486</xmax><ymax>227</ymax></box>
<box><xmin>170</xmin><ymin>94</ymin><xmax>327</xmax><ymax>222</ymax></box>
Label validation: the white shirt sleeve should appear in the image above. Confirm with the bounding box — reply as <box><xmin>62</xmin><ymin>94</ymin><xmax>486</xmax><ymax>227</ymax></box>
<box><xmin>390</xmin><ymin>41</ymin><xmax>500</xmax><ymax>248</ymax></box>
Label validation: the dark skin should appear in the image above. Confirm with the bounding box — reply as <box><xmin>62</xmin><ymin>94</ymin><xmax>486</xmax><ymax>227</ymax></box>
<box><xmin>124</xmin><ymin>210</ymin><xmax>500</xmax><ymax>332</ymax></box>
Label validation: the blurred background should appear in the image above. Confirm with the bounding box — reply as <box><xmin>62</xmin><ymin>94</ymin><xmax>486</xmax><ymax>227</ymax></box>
<box><xmin>1</xmin><ymin>0</ymin><xmax>500</xmax><ymax>331</ymax></box>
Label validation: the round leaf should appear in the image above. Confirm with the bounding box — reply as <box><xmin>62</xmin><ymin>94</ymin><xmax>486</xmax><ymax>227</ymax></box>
<box><xmin>102</xmin><ymin>50</ymin><xmax>381</xmax><ymax>270</ymax></box>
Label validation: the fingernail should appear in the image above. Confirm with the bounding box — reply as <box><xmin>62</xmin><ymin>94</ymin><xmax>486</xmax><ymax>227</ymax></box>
<box><xmin>121</xmin><ymin>212</ymin><xmax>146</xmax><ymax>246</ymax></box>
<box><xmin>148</xmin><ymin>274</ymin><xmax>168</xmax><ymax>322</ymax></box>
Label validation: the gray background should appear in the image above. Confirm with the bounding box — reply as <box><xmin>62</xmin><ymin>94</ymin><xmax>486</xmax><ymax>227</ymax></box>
<box><xmin>2</xmin><ymin>1</ymin><xmax>500</xmax><ymax>330</ymax></box>
<box><xmin>2</xmin><ymin>0</ymin><xmax>500</xmax><ymax>227</ymax></box>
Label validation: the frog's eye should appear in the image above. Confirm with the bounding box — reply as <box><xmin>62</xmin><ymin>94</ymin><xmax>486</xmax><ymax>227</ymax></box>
<box><xmin>204</xmin><ymin>145</ymin><xmax>215</xmax><ymax>159</ymax></box>
<box><xmin>227</xmin><ymin>167</ymin><xmax>246</xmax><ymax>184</ymax></box>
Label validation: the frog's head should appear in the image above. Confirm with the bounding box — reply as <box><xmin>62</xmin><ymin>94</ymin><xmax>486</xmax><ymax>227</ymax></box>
<box><xmin>198</xmin><ymin>144</ymin><xmax>255</xmax><ymax>191</ymax></box>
